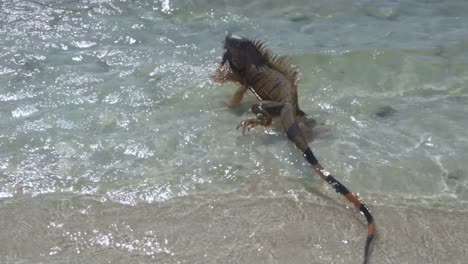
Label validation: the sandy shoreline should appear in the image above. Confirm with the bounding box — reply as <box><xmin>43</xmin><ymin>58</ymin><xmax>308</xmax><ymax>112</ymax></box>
<box><xmin>1</xmin><ymin>188</ymin><xmax>466</xmax><ymax>264</ymax></box>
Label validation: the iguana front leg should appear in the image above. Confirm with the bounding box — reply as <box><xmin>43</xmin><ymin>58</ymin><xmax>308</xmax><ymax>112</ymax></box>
<box><xmin>225</xmin><ymin>84</ymin><xmax>248</xmax><ymax>107</ymax></box>
<box><xmin>237</xmin><ymin>101</ymin><xmax>284</xmax><ymax>135</ymax></box>
<box><xmin>211</xmin><ymin>65</ymin><xmax>247</xmax><ymax>107</ymax></box>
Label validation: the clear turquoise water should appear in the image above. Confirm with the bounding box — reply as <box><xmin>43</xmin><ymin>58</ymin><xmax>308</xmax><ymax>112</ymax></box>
<box><xmin>1</xmin><ymin>1</ymin><xmax>467</xmax><ymax>263</ymax></box>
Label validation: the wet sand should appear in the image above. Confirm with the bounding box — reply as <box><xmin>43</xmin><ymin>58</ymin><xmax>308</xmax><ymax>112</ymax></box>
<box><xmin>1</xmin><ymin>186</ymin><xmax>467</xmax><ymax>264</ymax></box>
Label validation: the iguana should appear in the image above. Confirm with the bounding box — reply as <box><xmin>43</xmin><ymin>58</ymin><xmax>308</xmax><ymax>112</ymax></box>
<box><xmin>212</xmin><ymin>34</ymin><xmax>375</xmax><ymax>264</ymax></box>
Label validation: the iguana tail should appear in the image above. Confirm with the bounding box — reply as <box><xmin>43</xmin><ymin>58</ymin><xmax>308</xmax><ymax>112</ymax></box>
<box><xmin>285</xmin><ymin>118</ymin><xmax>375</xmax><ymax>264</ymax></box>
<box><xmin>304</xmin><ymin>148</ymin><xmax>375</xmax><ymax>264</ymax></box>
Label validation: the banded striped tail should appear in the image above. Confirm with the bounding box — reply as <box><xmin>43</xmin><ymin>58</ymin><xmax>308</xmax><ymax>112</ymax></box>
<box><xmin>304</xmin><ymin>148</ymin><xmax>375</xmax><ymax>264</ymax></box>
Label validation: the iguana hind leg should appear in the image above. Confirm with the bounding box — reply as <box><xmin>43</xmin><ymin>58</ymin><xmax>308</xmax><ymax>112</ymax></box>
<box><xmin>280</xmin><ymin>102</ymin><xmax>309</xmax><ymax>153</ymax></box>
<box><xmin>237</xmin><ymin>101</ymin><xmax>283</xmax><ymax>135</ymax></box>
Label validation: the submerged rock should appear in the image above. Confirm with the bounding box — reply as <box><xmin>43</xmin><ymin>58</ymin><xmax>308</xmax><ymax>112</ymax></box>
<box><xmin>375</xmin><ymin>105</ymin><xmax>396</xmax><ymax>118</ymax></box>
<box><xmin>447</xmin><ymin>169</ymin><xmax>464</xmax><ymax>182</ymax></box>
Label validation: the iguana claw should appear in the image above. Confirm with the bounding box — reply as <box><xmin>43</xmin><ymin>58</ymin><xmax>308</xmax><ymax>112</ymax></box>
<box><xmin>236</xmin><ymin>119</ymin><xmax>262</xmax><ymax>135</ymax></box>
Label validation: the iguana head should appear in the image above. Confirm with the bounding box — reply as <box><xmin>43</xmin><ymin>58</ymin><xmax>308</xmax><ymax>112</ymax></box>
<box><xmin>221</xmin><ymin>34</ymin><xmax>266</xmax><ymax>72</ymax></box>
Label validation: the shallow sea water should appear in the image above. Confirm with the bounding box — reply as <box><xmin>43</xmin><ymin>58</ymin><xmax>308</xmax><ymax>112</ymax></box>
<box><xmin>1</xmin><ymin>0</ymin><xmax>468</xmax><ymax>263</ymax></box>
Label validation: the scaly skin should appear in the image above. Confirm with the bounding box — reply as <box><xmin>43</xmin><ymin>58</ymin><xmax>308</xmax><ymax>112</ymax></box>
<box><xmin>212</xmin><ymin>34</ymin><xmax>375</xmax><ymax>264</ymax></box>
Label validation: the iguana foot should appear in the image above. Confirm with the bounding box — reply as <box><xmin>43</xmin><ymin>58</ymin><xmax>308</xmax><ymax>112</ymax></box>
<box><xmin>236</xmin><ymin>119</ymin><xmax>266</xmax><ymax>135</ymax></box>
<box><xmin>224</xmin><ymin>100</ymin><xmax>240</xmax><ymax>108</ymax></box>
